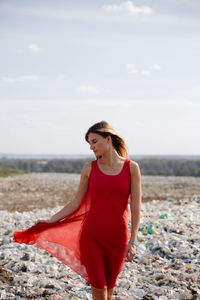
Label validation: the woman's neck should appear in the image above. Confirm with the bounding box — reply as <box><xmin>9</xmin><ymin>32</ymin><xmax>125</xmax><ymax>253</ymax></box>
<box><xmin>98</xmin><ymin>149</ymin><xmax>122</xmax><ymax>166</ymax></box>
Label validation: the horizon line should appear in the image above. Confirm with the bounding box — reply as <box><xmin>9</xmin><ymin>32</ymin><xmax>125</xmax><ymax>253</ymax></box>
<box><xmin>0</xmin><ymin>153</ymin><xmax>200</xmax><ymax>157</ymax></box>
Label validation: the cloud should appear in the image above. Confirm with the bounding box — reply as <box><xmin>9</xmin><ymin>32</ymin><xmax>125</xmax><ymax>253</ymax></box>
<box><xmin>126</xmin><ymin>64</ymin><xmax>138</xmax><ymax>74</ymax></box>
<box><xmin>2</xmin><ymin>3</ymin><xmax>200</xmax><ymax>27</ymax></box>
<box><xmin>141</xmin><ymin>70</ymin><xmax>152</xmax><ymax>76</ymax></box>
<box><xmin>78</xmin><ymin>85</ymin><xmax>98</xmax><ymax>94</ymax></box>
<box><xmin>28</xmin><ymin>43</ymin><xmax>44</xmax><ymax>53</ymax></box>
<box><xmin>135</xmin><ymin>120</ymin><xmax>145</xmax><ymax>127</ymax></box>
<box><xmin>1</xmin><ymin>75</ymin><xmax>40</xmax><ymax>83</ymax></box>
<box><xmin>95</xmin><ymin>100</ymin><xmax>134</xmax><ymax>108</ymax></box>
<box><xmin>150</xmin><ymin>64</ymin><xmax>161</xmax><ymax>70</ymax></box>
<box><xmin>17</xmin><ymin>114</ymin><xmax>32</xmax><ymax>125</ymax></box>
<box><xmin>103</xmin><ymin>1</ymin><xmax>152</xmax><ymax>15</ymax></box>
<box><xmin>126</xmin><ymin>64</ymin><xmax>161</xmax><ymax>76</ymax></box>
<box><xmin>37</xmin><ymin>121</ymin><xmax>57</xmax><ymax>128</ymax></box>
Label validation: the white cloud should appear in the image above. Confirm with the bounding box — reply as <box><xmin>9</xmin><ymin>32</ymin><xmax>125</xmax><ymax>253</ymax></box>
<box><xmin>141</xmin><ymin>70</ymin><xmax>152</xmax><ymax>76</ymax></box>
<box><xmin>1</xmin><ymin>3</ymin><xmax>200</xmax><ymax>27</ymax></box>
<box><xmin>17</xmin><ymin>114</ymin><xmax>32</xmax><ymax>125</ymax></box>
<box><xmin>181</xmin><ymin>85</ymin><xmax>200</xmax><ymax>102</ymax></box>
<box><xmin>28</xmin><ymin>43</ymin><xmax>44</xmax><ymax>53</ymax></box>
<box><xmin>103</xmin><ymin>1</ymin><xmax>152</xmax><ymax>15</ymax></box>
<box><xmin>150</xmin><ymin>64</ymin><xmax>161</xmax><ymax>70</ymax></box>
<box><xmin>126</xmin><ymin>64</ymin><xmax>138</xmax><ymax>74</ymax></box>
<box><xmin>1</xmin><ymin>75</ymin><xmax>40</xmax><ymax>83</ymax></box>
<box><xmin>37</xmin><ymin>121</ymin><xmax>57</xmax><ymax>128</ymax></box>
<box><xmin>126</xmin><ymin>64</ymin><xmax>154</xmax><ymax>76</ymax></box>
<box><xmin>78</xmin><ymin>85</ymin><xmax>98</xmax><ymax>94</ymax></box>
<box><xmin>95</xmin><ymin>99</ymin><xmax>134</xmax><ymax>108</ymax></box>
<box><xmin>135</xmin><ymin>120</ymin><xmax>145</xmax><ymax>127</ymax></box>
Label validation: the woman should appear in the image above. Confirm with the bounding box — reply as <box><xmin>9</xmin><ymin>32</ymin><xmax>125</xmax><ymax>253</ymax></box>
<box><xmin>14</xmin><ymin>121</ymin><xmax>142</xmax><ymax>300</ymax></box>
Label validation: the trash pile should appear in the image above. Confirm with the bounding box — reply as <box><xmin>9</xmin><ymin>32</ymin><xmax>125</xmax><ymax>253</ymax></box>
<box><xmin>1</xmin><ymin>195</ymin><xmax>199</xmax><ymax>299</ymax></box>
<box><xmin>0</xmin><ymin>173</ymin><xmax>79</xmax><ymax>212</ymax></box>
<box><xmin>1</xmin><ymin>173</ymin><xmax>200</xmax><ymax>211</ymax></box>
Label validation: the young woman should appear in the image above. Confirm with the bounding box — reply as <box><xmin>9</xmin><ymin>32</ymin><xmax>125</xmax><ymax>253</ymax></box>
<box><xmin>14</xmin><ymin>121</ymin><xmax>142</xmax><ymax>300</ymax></box>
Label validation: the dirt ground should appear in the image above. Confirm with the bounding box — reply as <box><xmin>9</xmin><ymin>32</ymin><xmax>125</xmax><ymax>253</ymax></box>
<box><xmin>0</xmin><ymin>173</ymin><xmax>199</xmax><ymax>212</ymax></box>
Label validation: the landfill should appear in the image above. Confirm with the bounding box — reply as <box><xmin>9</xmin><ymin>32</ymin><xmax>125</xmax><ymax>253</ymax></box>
<box><xmin>0</xmin><ymin>173</ymin><xmax>200</xmax><ymax>299</ymax></box>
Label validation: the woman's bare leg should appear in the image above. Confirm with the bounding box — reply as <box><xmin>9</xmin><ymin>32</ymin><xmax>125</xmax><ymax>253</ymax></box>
<box><xmin>107</xmin><ymin>288</ymin><xmax>114</xmax><ymax>300</ymax></box>
<box><xmin>91</xmin><ymin>286</ymin><xmax>107</xmax><ymax>300</ymax></box>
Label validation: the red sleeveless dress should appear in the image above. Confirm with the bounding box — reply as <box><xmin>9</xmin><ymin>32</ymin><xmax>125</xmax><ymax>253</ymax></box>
<box><xmin>13</xmin><ymin>159</ymin><xmax>131</xmax><ymax>289</ymax></box>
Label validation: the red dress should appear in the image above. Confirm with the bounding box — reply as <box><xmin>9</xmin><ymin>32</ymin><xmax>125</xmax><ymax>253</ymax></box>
<box><xmin>13</xmin><ymin>158</ymin><xmax>131</xmax><ymax>289</ymax></box>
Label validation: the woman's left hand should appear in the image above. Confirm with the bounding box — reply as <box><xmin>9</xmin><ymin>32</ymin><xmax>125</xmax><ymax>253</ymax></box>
<box><xmin>125</xmin><ymin>243</ymin><xmax>136</xmax><ymax>262</ymax></box>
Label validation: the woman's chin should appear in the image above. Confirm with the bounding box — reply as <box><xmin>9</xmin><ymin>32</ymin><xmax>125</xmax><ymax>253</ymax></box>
<box><xmin>97</xmin><ymin>155</ymin><xmax>102</xmax><ymax>160</ymax></box>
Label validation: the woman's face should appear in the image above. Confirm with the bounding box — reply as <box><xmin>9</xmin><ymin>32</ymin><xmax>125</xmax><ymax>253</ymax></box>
<box><xmin>87</xmin><ymin>133</ymin><xmax>110</xmax><ymax>157</ymax></box>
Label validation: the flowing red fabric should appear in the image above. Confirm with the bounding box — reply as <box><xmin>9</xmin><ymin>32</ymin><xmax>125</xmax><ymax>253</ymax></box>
<box><xmin>13</xmin><ymin>191</ymin><xmax>91</xmax><ymax>282</ymax></box>
<box><xmin>13</xmin><ymin>159</ymin><xmax>131</xmax><ymax>288</ymax></box>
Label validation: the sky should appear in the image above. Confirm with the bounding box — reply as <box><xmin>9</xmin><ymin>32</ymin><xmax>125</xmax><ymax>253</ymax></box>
<box><xmin>0</xmin><ymin>0</ymin><xmax>200</xmax><ymax>155</ymax></box>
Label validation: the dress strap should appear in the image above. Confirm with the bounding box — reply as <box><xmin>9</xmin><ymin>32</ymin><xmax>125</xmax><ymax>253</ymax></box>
<box><xmin>123</xmin><ymin>158</ymin><xmax>130</xmax><ymax>172</ymax></box>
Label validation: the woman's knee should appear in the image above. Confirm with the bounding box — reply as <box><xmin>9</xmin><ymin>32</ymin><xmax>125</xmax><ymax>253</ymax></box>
<box><xmin>107</xmin><ymin>287</ymin><xmax>114</xmax><ymax>300</ymax></box>
<box><xmin>91</xmin><ymin>286</ymin><xmax>107</xmax><ymax>300</ymax></box>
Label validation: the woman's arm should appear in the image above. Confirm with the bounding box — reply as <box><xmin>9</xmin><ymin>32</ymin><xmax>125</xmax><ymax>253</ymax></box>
<box><xmin>129</xmin><ymin>160</ymin><xmax>142</xmax><ymax>242</ymax></box>
<box><xmin>35</xmin><ymin>163</ymin><xmax>91</xmax><ymax>224</ymax></box>
<box><xmin>126</xmin><ymin>160</ymin><xmax>142</xmax><ymax>262</ymax></box>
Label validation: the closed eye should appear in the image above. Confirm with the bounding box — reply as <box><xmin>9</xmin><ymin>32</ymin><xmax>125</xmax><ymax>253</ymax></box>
<box><xmin>89</xmin><ymin>139</ymin><xmax>97</xmax><ymax>145</ymax></box>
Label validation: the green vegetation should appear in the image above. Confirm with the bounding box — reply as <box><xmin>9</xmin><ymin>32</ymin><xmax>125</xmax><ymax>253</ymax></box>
<box><xmin>0</xmin><ymin>158</ymin><xmax>199</xmax><ymax>177</ymax></box>
<box><xmin>0</xmin><ymin>165</ymin><xmax>25</xmax><ymax>177</ymax></box>
<box><xmin>0</xmin><ymin>158</ymin><xmax>91</xmax><ymax>174</ymax></box>
<box><xmin>137</xmin><ymin>158</ymin><xmax>200</xmax><ymax>177</ymax></box>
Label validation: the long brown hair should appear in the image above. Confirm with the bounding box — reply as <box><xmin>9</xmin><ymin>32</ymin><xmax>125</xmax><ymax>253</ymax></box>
<box><xmin>85</xmin><ymin>121</ymin><xmax>128</xmax><ymax>158</ymax></box>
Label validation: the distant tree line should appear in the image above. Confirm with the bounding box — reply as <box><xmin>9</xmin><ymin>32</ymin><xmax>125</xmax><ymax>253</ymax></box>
<box><xmin>0</xmin><ymin>157</ymin><xmax>199</xmax><ymax>177</ymax></box>
<box><xmin>0</xmin><ymin>158</ymin><xmax>90</xmax><ymax>174</ymax></box>
<box><xmin>138</xmin><ymin>158</ymin><xmax>200</xmax><ymax>177</ymax></box>
<box><xmin>0</xmin><ymin>165</ymin><xmax>25</xmax><ymax>177</ymax></box>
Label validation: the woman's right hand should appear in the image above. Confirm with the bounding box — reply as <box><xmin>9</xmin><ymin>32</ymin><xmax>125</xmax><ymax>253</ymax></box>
<box><xmin>34</xmin><ymin>219</ymin><xmax>52</xmax><ymax>225</ymax></box>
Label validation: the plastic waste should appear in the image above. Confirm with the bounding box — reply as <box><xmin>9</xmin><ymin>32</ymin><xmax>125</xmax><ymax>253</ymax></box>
<box><xmin>147</xmin><ymin>225</ymin><xmax>153</xmax><ymax>234</ymax></box>
<box><xmin>1</xmin><ymin>174</ymin><xmax>200</xmax><ymax>300</ymax></box>
<box><xmin>130</xmin><ymin>288</ymin><xmax>145</xmax><ymax>298</ymax></box>
<box><xmin>152</xmin><ymin>247</ymin><xmax>161</xmax><ymax>254</ymax></box>
<box><xmin>159</xmin><ymin>213</ymin><xmax>168</xmax><ymax>219</ymax></box>
<box><xmin>165</xmin><ymin>197</ymin><xmax>174</xmax><ymax>201</ymax></box>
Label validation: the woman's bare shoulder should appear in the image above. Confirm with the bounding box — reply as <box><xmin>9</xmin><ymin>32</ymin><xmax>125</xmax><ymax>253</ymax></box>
<box><xmin>129</xmin><ymin>160</ymin><xmax>141</xmax><ymax>176</ymax></box>
<box><xmin>82</xmin><ymin>161</ymin><xmax>92</xmax><ymax>178</ymax></box>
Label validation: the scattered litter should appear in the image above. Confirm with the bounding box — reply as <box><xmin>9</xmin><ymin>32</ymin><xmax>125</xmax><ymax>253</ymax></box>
<box><xmin>0</xmin><ymin>174</ymin><xmax>200</xmax><ymax>299</ymax></box>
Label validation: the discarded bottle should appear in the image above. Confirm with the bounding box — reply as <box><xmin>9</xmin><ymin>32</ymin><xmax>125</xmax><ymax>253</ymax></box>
<box><xmin>165</xmin><ymin>197</ymin><xmax>174</xmax><ymax>202</ymax></box>
<box><xmin>152</xmin><ymin>247</ymin><xmax>161</xmax><ymax>254</ymax></box>
<box><xmin>182</xmin><ymin>258</ymin><xmax>192</xmax><ymax>263</ymax></box>
<box><xmin>147</xmin><ymin>225</ymin><xmax>153</xmax><ymax>234</ymax></box>
<box><xmin>159</xmin><ymin>213</ymin><xmax>168</xmax><ymax>219</ymax></box>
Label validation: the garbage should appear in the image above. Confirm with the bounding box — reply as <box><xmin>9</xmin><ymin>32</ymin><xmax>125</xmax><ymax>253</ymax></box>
<box><xmin>165</xmin><ymin>197</ymin><xmax>174</xmax><ymax>202</ymax></box>
<box><xmin>152</xmin><ymin>247</ymin><xmax>161</xmax><ymax>254</ymax></box>
<box><xmin>159</xmin><ymin>213</ymin><xmax>168</xmax><ymax>219</ymax></box>
<box><xmin>182</xmin><ymin>258</ymin><xmax>192</xmax><ymax>263</ymax></box>
<box><xmin>147</xmin><ymin>225</ymin><xmax>153</xmax><ymax>234</ymax></box>
<box><xmin>129</xmin><ymin>288</ymin><xmax>145</xmax><ymax>298</ymax></box>
<box><xmin>0</xmin><ymin>173</ymin><xmax>200</xmax><ymax>299</ymax></box>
